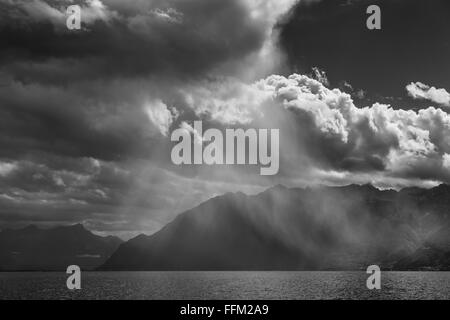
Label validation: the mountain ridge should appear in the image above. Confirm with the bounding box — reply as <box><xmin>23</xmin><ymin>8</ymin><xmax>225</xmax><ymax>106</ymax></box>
<box><xmin>0</xmin><ymin>224</ymin><xmax>123</xmax><ymax>271</ymax></box>
<box><xmin>100</xmin><ymin>183</ymin><xmax>450</xmax><ymax>271</ymax></box>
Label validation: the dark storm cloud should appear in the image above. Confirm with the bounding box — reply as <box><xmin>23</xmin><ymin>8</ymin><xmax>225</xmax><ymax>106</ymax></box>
<box><xmin>0</xmin><ymin>0</ymin><xmax>285</xmax><ymax>165</ymax></box>
<box><xmin>279</xmin><ymin>0</ymin><xmax>450</xmax><ymax>101</ymax></box>
<box><xmin>0</xmin><ymin>0</ymin><xmax>268</xmax><ymax>82</ymax></box>
<box><xmin>0</xmin><ymin>75</ymin><xmax>184</xmax><ymax>164</ymax></box>
<box><xmin>0</xmin><ymin>0</ymin><xmax>297</xmax><ymax>237</ymax></box>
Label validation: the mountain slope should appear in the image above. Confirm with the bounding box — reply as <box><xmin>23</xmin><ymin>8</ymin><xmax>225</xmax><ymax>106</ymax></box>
<box><xmin>0</xmin><ymin>224</ymin><xmax>122</xmax><ymax>271</ymax></box>
<box><xmin>101</xmin><ymin>184</ymin><xmax>450</xmax><ymax>271</ymax></box>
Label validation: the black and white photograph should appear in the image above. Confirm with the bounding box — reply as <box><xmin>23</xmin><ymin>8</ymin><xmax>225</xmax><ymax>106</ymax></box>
<box><xmin>0</xmin><ymin>0</ymin><xmax>449</xmax><ymax>306</ymax></box>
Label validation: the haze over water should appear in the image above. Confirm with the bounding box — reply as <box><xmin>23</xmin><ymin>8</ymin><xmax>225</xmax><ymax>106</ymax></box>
<box><xmin>0</xmin><ymin>271</ymin><xmax>448</xmax><ymax>300</ymax></box>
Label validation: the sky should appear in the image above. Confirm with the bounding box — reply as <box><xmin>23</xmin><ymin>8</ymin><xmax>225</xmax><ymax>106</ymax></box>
<box><xmin>1</xmin><ymin>0</ymin><xmax>450</xmax><ymax>239</ymax></box>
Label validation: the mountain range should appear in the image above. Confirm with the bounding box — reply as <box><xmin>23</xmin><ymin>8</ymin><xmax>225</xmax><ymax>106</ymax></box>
<box><xmin>0</xmin><ymin>224</ymin><xmax>122</xmax><ymax>271</ymax></box>
<box><xmin>1</xmin><ymin>184</ymin><xmax>449</xmax><ymax>271</ymax></box>
<box><xmin>100</xmin><ymin>184</ymin><xmax>450</xmax><ymax>271</ymax></box>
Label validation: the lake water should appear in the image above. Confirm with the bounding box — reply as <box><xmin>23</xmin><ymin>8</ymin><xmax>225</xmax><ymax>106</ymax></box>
<box><xmin>0</xmin><ymin>271</ymin><xmax>448</xmax><ymax>300</ymax></box>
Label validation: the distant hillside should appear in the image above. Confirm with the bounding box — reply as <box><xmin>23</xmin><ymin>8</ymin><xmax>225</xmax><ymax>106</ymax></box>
<box><xmin>0</xmin><ymin>224</ymin><xmax>122</xmax><ymax>271</ymax></box>
<box><xmin>101</xmin><ymin>184</ymin><xmax>450</xmax><ymax>271</ymax></box>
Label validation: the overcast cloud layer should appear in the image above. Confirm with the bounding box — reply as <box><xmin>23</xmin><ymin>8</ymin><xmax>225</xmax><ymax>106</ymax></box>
<box><xmin>1</xmin><ymin>0</ymin><xmax>449</xmax><ymax>238</ymax></box>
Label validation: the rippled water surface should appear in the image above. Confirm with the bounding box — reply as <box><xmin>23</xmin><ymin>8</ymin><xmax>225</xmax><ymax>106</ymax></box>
<box><xmin>0</xmin><ymin>271</ymin><xmax>448</xmax><ymax>300</ymax></box>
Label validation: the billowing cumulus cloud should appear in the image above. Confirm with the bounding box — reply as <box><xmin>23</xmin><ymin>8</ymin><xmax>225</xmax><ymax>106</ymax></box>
<box><xmin>191</xmin><ymin>74</ymin><xmax>450</xmax><ymax>186</ymax></box>
<box><xmin>406</xmin><ymin>82</ymin><xmax>450</xmax><ymax>108</ymax></box>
